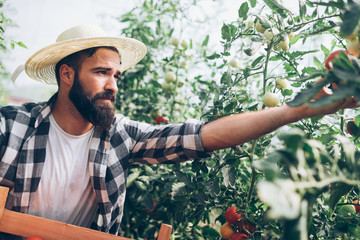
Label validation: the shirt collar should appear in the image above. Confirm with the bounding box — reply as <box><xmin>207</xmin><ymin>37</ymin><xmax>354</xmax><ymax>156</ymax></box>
<box><xmin>34</xmin><ymin>93</ymin><xmax>58</xmax><ymax>128</ymax></box>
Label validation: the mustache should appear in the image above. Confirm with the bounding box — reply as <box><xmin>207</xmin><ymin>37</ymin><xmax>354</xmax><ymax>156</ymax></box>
<box><xmin>92</xmin><ymin>90</ymin><xmax>116</xmax><ymax>103</ymax></box>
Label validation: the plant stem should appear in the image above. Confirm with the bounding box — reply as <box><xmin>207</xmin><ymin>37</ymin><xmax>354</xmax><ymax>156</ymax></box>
<box><xmin>246</xmin><ymin>140</ymin><xmax>258</xmax><ymax>204</ymax></box>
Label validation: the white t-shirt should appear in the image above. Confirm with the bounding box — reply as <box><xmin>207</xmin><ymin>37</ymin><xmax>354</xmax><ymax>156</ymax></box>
<box><xmin>28</xmin><ymin>114</ymin><xmax>98</xmax><ymax>227</ymax></box>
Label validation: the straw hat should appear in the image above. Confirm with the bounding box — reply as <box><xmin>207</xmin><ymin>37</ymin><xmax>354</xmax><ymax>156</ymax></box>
<box><xmin>22</xmin><ymin>24</ymin><xmax>147</xmax><ymax>85</ymax></box>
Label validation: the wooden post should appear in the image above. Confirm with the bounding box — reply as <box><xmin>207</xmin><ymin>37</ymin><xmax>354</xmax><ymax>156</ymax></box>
<box><xmin>157</xmin><ymin>223</ymin><xmax>172</xmax><ymax>240</ymax></box>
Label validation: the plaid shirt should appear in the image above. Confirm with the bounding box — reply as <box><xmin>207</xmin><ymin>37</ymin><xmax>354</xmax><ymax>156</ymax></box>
<box><xmin>0</xmin><ymin>94</ymin><xmax>211</xmax><ymax>235</ymax></box>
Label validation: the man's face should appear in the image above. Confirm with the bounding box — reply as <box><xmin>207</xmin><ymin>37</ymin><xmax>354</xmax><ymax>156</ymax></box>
<box><xmin>68</xmin><ymin>48</ymin><xmax>121</xmax><ymax>130</ymax></box>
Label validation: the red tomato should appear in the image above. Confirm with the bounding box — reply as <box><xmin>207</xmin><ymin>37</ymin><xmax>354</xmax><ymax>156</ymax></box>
<box><xmin>346</xmin><ymin>120</ymin><xmax>360</xmax><ymax>136</ymax></box>
<box><xmin>353</xmin><ymin>200</ymin><xmax>360</xmax><ymax>213</ymax></box>
<box><xmin>225</xmin><ymin>206</ymin><xmax>242</xmax><ymax>225</ymax></box>
<box><xmin>239</xmin><ymin>218</ymin><xmax>255</xmax><ymax>233</ymax></box>
<box><xmin>26</xmin><ymin>237</ymin><xmax>43</xmax><ymax>240</ymax></box>
<box><xmin>145</xmin><ymin>200</ymin><xmax>158</xmax><ymax>215</ymax></box>
<box><xmin>324</xmin><ymin>50</ymin><xmax>352</xmax><ymax>70</ymax></box>
<box><xmin>230</xmin><ymin>232</ymin><xmax>248</xmax><ymax>240</ymax></box>
<box><xmin>152</xmin><ymin>116</ymin><xmax>168</xmax><ymax>125</ymax></box>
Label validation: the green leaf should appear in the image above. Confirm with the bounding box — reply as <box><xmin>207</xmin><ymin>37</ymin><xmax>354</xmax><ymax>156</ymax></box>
<box><xmin>249</xmin><ymin>0</ymin><xmax>256</xmax><ymax>8</ymax></box>
<box><xmin>201</xmin><ymin>226</ymin><xmax>221</xmax><ymax>238</ymax></box>
<box><xmin>321</xmin><ymin>44</ymin><xmax>330</xmax><ymax>56</ymax></box>
<box><xmin>220</xmin><ymin>71</ymin><xmax>232</xmax><ymax>85</ymax></box>
<box><xmin>202</xmin><ymin>34</ymin><xmax>209</xmax><ymax>46</ymax></box>
<box><xmin>144</xmin><ymin>165</ymin><xmax>155</xmax><ymax>175</ymax></box>
<box><xmin>263</xmin><ymin>0</ymin><xmax>292</xmax><ymax>18</ymax></box>
<box><xmin>340</xmin><ymin>1</ymin><xmax>360</xmax><ymax>36</ymax></box>
<box><xmin>282</xmin><ymin>89</ymin><xmax>293</xmax><ymax>96</ymax></box>
<box><xmin>238</xmin><ymin>2</ymin><xmax>249</xmax><ymax>20</ymax></box>
<box><xmin>256</xmin><ymin>15</ymin><xmax>271</xmax><ymax>29</ymax></box>
<box><xmin>251</xmin><ymin>55</ymin><xmax>264</xmax><ymax>67</ymax></box>
<box><xmin>126</xmin><ymin>168</ymin><xmax>141</xmax><ymax>187</ymax></box>
<box><xmin>278</xmin><ymin>128</ymin><xmax>305</xmax><ymax>152</ymax></box>
<box><xmin>311</xmin><ymin>8</ymin><xmax>318</xmax><ymax>18</ymax></box>
<box><xmin>224</xmin><ymin>101</ymin><xmax>235</xmax><ymax>112</ymax></box>
<box><xmin>17</xmin><ymin>41</ymin><xmax>27</xmax><ymax>49</ymax></box>
<box><xmin>313</xmin><ymin>56</ymin><xmax>323</xmax><ymax>69</ymax></box>
<box><xmin>134</xmin><ymin>180</ymin><xmax>147</xmax><ymax>191</ymax></box>
<box><xmin>335</xmin><ymin>135</ymin><xmax>356</xmax><ymax>169</ymax></box>
<box><xmin>301</xmin><ymin>67</ymin><xmax>317</xmax><ymax>75</ymax></box>
<box><xmin>207</xmin><ymin>179</ymin><xmax>221</xmax><ymax>197</ymax></box>
<box><xmin>207</xmin><ymin>52</ymin><xmax>220</xmax><ymax>60</ymax></box>
<box><xmin>222</xmin><ymin>166</ymin><xmax>236</xmax><ymax>187</ymax></box>
<box><xmin>328</xmin><ymin>183</ymin><xmax>352</xmax><ymax>210</ymax></box>
<box><xmin>171</xmin><ymin>182</ymin><xmax>187</xmax><ymax>198</ymax></box>
<box><xmin>330</xmin><ymin>67</ymin><xmax>359</xmax><ymax>83</ymax></box>
<box><xmin>221</xmin><ymin>23</ymin><xmax>231</xmax><ymax>41</ymax></box>
<box><xmin>253</xmin><ymin>153</ymin><xmax>282</xmax><ymax>181</ymax></box>
<box><xmin>299</xmin><ymin>0</ymin><xmax>306</xmax><ymax>19</ymax></box>
<box><xmin>175</xmin><ymin>170</ymin><xmax>192</xmax><ymax>186</ymax></box>
<box><xmin>290</xmin><ymin>34</ymin><xmax>301</xmax><ymax>45</ymax></box>
<box><xmin>332</xmin><ymin>51</ymin><xmax>357</xmax><ymax>72</ymax></box>
<box><xmin>244</xmin><ymin>42</ymin><xmax>262</xmax><ymax>56</ymax></box>
<box><xmin>307</xmin><ymin>86</ymin><xmax>354</xmax><ymax>108</ymax></box>
<box><xmin>287</xmin><ymin>81</ymin><xmax>326</xmax><ymax>107</ymax></box>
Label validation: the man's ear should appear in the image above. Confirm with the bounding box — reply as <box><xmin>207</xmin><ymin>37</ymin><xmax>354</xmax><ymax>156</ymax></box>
<box><xmin>59</xmin><ymin>64</ymin><xmax>74</xmax><ymax>86</ymax></box>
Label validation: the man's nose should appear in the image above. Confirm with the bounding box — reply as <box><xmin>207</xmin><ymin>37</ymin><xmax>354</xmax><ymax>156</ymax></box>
<box><xmin>105</xmin><ymin>76</ymin><xmax>118</xmax><ymax>93</ymax></box>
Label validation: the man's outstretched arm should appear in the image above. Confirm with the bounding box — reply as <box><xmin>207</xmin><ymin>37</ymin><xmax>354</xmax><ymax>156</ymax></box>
<box><xmin>200</xmin><ymin>95</ymin><xmax>357</xmax><ymax>151</ymax></box>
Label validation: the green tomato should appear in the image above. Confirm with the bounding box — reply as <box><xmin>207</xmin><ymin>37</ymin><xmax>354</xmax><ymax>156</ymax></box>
<box><xmin>264</xmin><ymin>28</ymin><xmax>279</xmax><ymax>40</ymax></box>
<box><xmin>162</xmin><ymin>82</ymin><xmax>175</xmax><ymax>92</ymax></box>
<box><xmin>171</xmin><ymin>37</ymin><xmax>179</xmax><ymax>47</ymax></box>
<box><xmin>339</xmin><ymin>204</ymin><xmax>356</xmax><ymax>215</ymax></box>
<box><xmin>275</xmin><ymin>79</ymin><xmax>288</xmax><ymax>90</ymax></box>
<box><xmin>180</xmin><ymin>40</ymin><xmax>189</xmax><ymax>49</ymax></box>
<box><xmin>180</xmin><ymin>61</ymin><xmax>188</xmax><ymax>69</ymax></box>
<box><xmin>278</xmin><ymin>34</ymin><xmax>289</xmax><ymax>51</ymax></box>
<box><xmin>177</xmin><ymin>79</ymin><xmax>184</xmax><ymax>88</ymax></box>
<box><xmin>165</xmin><ymin>71</ymin><xmax>176</xmax><ymax>83</ymax></box>
<box><xmin>229</xmin><ymin>58</ymin><xmax>241</xmax><ymax>69</ymax></box>
<box><xmin>255</xmin><ymin>21</ymin><xmax>266</xmax><ymax>33</ymax></box>
<box><xmin>263</xmin><ymin>92</ymin><xmax>280</xmax><ymax>107</ymax></box>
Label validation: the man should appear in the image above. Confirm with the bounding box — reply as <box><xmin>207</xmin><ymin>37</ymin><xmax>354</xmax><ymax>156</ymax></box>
<box><xmin>0</xmin><ymin>25</ymin><xmax>357</xmax><ymax>237</ymax></box>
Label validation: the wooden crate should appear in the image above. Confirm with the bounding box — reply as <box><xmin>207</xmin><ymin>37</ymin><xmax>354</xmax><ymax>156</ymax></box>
<box><xmin>0</xmin><ymin>187</ymin><xmax>172</xmax><ymax>240</ymax></box>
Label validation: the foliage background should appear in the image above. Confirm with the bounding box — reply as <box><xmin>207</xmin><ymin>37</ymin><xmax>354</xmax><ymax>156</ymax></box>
<box><xmin>115</xmin><ymin>0</ymin><xmax>360</xmax><ymax>239</ymax></box>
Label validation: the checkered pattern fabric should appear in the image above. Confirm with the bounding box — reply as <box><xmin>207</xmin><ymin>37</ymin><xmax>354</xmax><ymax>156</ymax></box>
<box><xmin>0</xmin><ymin>94</ymin><xmax>212</xmax><ymax>235</ymax></box>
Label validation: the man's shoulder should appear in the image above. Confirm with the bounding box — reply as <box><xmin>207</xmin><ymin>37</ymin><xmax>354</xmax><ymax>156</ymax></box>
<box><xmin>0</xmin><ymin>101</ymin><xmax>48</xmax><ymax>120</ymax></box>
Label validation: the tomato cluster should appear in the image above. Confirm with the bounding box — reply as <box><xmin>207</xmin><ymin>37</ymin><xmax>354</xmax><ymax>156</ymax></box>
<box><xmin>220</xmin><ymin>206</ymin><xmax>255</xmax><ymax>240</ymax></box>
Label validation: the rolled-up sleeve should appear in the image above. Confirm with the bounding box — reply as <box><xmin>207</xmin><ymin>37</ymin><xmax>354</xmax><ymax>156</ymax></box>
<box><xmin>122</xmin><ymin>118</ymin><xmax>212</xmax><ymax>164</ymax></box>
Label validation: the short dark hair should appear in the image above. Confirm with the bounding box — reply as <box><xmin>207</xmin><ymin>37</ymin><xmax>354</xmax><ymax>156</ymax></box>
<box><xmin>55</xmin><ymin>46</ymin><xmax>119</xmax><ymax>86</ymax></box>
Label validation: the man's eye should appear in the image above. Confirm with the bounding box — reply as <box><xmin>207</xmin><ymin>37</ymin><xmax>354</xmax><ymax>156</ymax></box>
<box><xmin>98</xmin><ymin>71</ymin><xmax>107</xmax><ymax>75</ymax></box>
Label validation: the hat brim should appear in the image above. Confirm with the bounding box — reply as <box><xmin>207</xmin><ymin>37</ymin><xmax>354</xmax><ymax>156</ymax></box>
<box><xmin>25</xmin><ymin>37</ymin><xmax>147</xmax><ymax>85</ymax></box>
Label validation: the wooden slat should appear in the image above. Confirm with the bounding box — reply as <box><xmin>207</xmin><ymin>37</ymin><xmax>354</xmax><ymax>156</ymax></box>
<box><xmin>0</xmin><ymin>187</ymin><xmax>9</xmax><ymax>222</ymax></box>
<box><xmin>0</xmin><ymin>186</ymin><xmax>171</xmax><ymax>240</ymax></box>
<box><xmin>157</xmin><ymin>223</ymin><xmax>172</xmax><ymax>240</ymax></box>
<box><xmin>0</xmin><ymin>209</ymin><xmax>133</xmax><ymax>240</ymax></box>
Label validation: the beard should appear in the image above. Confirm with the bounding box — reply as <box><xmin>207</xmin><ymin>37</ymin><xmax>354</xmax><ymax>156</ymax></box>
<box><xmin>69</xmin><ymin>72</ymin><xmax>116</xmax><ymax>131</ymax></box>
